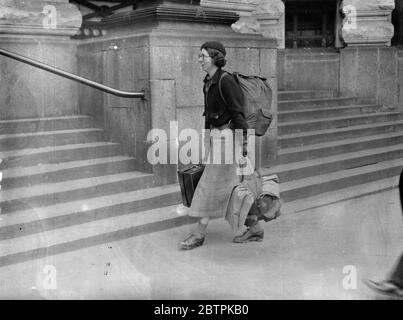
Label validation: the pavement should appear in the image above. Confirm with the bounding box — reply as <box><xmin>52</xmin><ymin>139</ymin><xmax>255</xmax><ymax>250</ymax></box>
<box><xmin>0</xmin><ymin>188</ymin><xmax>402</xmax><ymax>300</ymax></box>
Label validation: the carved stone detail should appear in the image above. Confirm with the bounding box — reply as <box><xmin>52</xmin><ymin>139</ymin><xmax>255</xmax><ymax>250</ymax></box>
<box><xmin>200</xmin><ymin>0</ymin><xmax>259</xmax><ymax>16</ymax></box>
<box><xmin>253</xmin><ymin>0</ymin><xmax>285</xmax><ymax>48</ymax></box>
<box><xmin>0</xmin><ymin>0</ymin><xmax>82</xmax><ymax>36</ymax></box>
<box><xmin>101</xmin><ymin>2</ymin><xmax>239</xmax><ymax>28</ymax></box>
<box><xmin>201</xmin><ymin>0</ymin><xmax>284</xmax><ymax>48</ymax></box>
<box><xmin>340</xmin><ymin>0</ymin><xmax>395</xmax><ymax>46</ymax></box>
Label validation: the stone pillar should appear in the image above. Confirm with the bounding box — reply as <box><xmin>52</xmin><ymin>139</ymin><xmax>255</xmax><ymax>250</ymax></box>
<box><xmin>0</xmin><ymin>0</ymin><xmax>82</xmax><ymax>119</ymax></box>
<box><xmin>201</xmin><ymin>0</ymin><xmax>285</xmax><ymax>49</ymax></box>
<box><xmin>253</xmin><ymin>0</ymin><xmax>285</xmax><ymax>49</ymax></box>
<box><xmin>78</xmin><ymin>0</ymin><xmax>279</xmax><ymax>183</ymax></box>
<box><xmin>338</xmin><ymin>0</ymin><xmax>398</xmax><ymax>109</ymax></box>
<box><xmin>340</xmin><ymin>0</ymin><xmax>395</xmax><ymax>46</ymax></box>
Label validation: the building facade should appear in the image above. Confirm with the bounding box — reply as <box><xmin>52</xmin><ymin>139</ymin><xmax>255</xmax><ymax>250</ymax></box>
<box><xmin>2</xmin><ymin>0</ymin><xmax>403</xmax><ymax>268</ymax></box>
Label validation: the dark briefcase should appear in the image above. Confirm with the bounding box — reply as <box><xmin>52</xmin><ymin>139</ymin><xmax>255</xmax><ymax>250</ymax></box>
<box><xmin>178</xmin><ymin>164</ymin><xmax>205</xmax><ymax>207</ymax></box>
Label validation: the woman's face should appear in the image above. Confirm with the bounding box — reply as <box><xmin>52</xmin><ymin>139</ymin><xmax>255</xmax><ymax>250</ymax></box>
<box><xmin>198</xmin><ymin>48</ymin><xmax>214</xmax><ymax>74</ymax></box>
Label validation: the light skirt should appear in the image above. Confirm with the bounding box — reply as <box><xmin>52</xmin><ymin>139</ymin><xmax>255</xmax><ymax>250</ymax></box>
<box><xmin>188</xmin><ymin>127</ymin><xmax>242</xmax><ymax>218</ymax></box>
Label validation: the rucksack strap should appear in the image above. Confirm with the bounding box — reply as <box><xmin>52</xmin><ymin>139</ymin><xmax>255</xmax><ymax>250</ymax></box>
<box><xmin>218</xmin><ymin>71</ymin><xmax>230</xmax><ymax>106</ymax></box>
<box><xmin>219</xmin><ymin>71</ymin><xmax>243</xmax><ymax>107</ymax></box>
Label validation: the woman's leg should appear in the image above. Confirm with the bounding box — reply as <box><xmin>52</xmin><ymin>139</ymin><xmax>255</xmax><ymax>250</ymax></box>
<box><xmin>193</xmin><ymin>217</ymin><xmax>210</xmax><ymax>238</ymax></box>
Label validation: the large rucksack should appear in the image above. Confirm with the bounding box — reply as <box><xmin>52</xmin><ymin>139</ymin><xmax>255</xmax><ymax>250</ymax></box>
<box><xmin>218</xmin><ymin>72</ymin><xmax>273</xmax><ymax>136</ymax></box>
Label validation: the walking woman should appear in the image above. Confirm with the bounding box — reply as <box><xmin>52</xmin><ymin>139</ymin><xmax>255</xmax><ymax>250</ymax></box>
<box><xmin>178</xmin><ymin>41</ymin><xmax>249</xmax><ymax>250</ymax></box>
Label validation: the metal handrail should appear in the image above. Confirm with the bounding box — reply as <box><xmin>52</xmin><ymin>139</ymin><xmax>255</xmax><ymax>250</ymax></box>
<box><xmin>0</xmin><ymin>48</ymin><xmax>145</xmax><ymax>99</ymax></box>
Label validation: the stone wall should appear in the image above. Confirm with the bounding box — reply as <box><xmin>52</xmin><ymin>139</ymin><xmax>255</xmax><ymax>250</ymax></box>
<box><xmin>0</xmin><ymin>0</ymin><xmax>82</xmax><ymax>119</ymax></box>
<box><xmin>278</xmin><ymin>45</ymin><xmax>402</xmax><ymax>112</ymax></box>
<box><xmin>340</xmin><ymin>46</ymin><xmax>398</xmax><ymax>108</ymax></box>
<box><xmin>277</xmin><ymin>48</ymin><xmax>340</xmax><ymax>92</ymax></box>
<box><xmin>0</xmin><ymin>36</ymin><xmax>79</xmax><ymax>119</ymax></box>
<box><xmin>77</xmin><ymin>36</ymin><xmax>151</xmax><ymax>173</ymax></box>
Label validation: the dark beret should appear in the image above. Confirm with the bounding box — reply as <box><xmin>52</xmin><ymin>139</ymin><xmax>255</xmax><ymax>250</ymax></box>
<box><xmin>200</xmin><ymin>41</ymin><xmax>226</xmax><ymax>56</ymax></box>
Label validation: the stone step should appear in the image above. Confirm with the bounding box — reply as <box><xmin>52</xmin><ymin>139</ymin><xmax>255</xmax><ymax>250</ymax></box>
<box><xmin>278</xmin><ymin>131</ymin><xmax>403</xmax><ymax>164</ymax></box>
<box><xmin>271</xmin><ymin>143</ymin><xmax>403</xmax><ymax>183</ymax></box>
<box><xmin>278</xmin><ymin>112</ymin><xmax>403</xmax><ymax>135</ymax></box>
<box><xmin>0</xmin><ymin>184</ymin><xmax>182</xmax><ymax>241</ymax></box>
<box><xmin>3</xmin><ymin>148</ymin><xmax>399</xmax><ymax>238</ymax></box>
<box><xmin>278</xmin><ymin>97</ymin><xmax>358</xmax><ymax>109</ymax></box>
<box><xmin>0</xmin><ymin>142</ymin><xmax>122</xmax><ymax>169</ymax></box>
<box><xmin>2</xmin><ymin>143</ymin><xmax>399</xmax><ymax>240</ymax></box>
<box><xmin>0</xmin><ymin>115</ymin><xmax>95</xmax><ymax>134</ymax></box>
<box><xmin>0</xmin><ymin>128</ymin><xmax>105</xmax><ymax>151</ymax></box>
<box><xmin>278</xmin><ymin>158</ymin><xmax>403</xmax><ymax>202</ymax></box>
<box><xmin>1</xmin><ymin>104</ymin><xmax>403</xmax><ymax>268</ymax></box>
<box><xmin>0</xmin><ymin>175</ymin><xmax>399</xmax><ymax>268</ymax></box>
<box><xmin>0</xmin><ymin>171</ymin><xmax>159</xmax><ymax>214</ymax></box>
<box><xmin>278</xmin><ymin>104</ymin><xmax>383</xmax><ymax>122</ymax></box>
<box><xmin>1</xmin><ymin>156</ymin><xmax>139</xmax><ymax>190</ymax></box>
<box><xmin>0</xmin><ymin>203</ymin><xmax>193</xmax><ymax>268</ymax></box>
<box><xmin>278</xmin><ymin>90</ymin><xmax>335</xmax><ymax>101</ymax></box>
<box><xmin>278</xmin><ymin>119</ymin><xmax>403</xmax><ymax>149</ymax></box>
<box><xmin>282</xmin><ymin>176</ymin><xmax>398</xmax><ymax>214</ymax></box>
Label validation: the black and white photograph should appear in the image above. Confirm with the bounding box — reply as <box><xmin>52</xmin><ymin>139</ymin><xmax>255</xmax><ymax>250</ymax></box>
<box><xmin>0</xmin><ymin>0</ymin><xmax>403</xmax><ymax>303</ymax></box>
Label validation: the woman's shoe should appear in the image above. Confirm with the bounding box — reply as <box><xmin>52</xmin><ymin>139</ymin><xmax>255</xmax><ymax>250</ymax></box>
<box><xmin>233</xmin><ymin>228</ymin><xmax>264</xmax><ymax>243</ymax></box>
<box><xmin>178</xmin><ymin>234</ymin><xmax>205</xmax><ymax>250</ymax></box>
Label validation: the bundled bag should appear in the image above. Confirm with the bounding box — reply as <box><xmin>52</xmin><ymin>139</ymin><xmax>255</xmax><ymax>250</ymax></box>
<box><xmin>226</xmin><ymin>170</ymin><xmax>262</xmax><ymax>234</ymax></box>
<box><xmin>226</xmin><ymin>169</ymin><xmax>281</xmax><ymax>233</ymax></box>
<box><xmin>219</xmin><ymin>72</ymin><xmax>273</xmax><ymax>136</ymax></box>
<box><xmin>249</xmin><ymin>173</ymin><xmax>281</xmax><ymax>222</ymax></box>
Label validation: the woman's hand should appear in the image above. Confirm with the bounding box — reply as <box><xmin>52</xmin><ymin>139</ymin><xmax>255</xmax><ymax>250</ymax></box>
<box><xmin>242</xmin><ymin>140</ymin><xmax>248</xmax><ymax>157</ymax></box>
<box><xmin>237</xmin><ymin>154</ymin><xmax>254</xmax><ymax>176</ymax></box>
